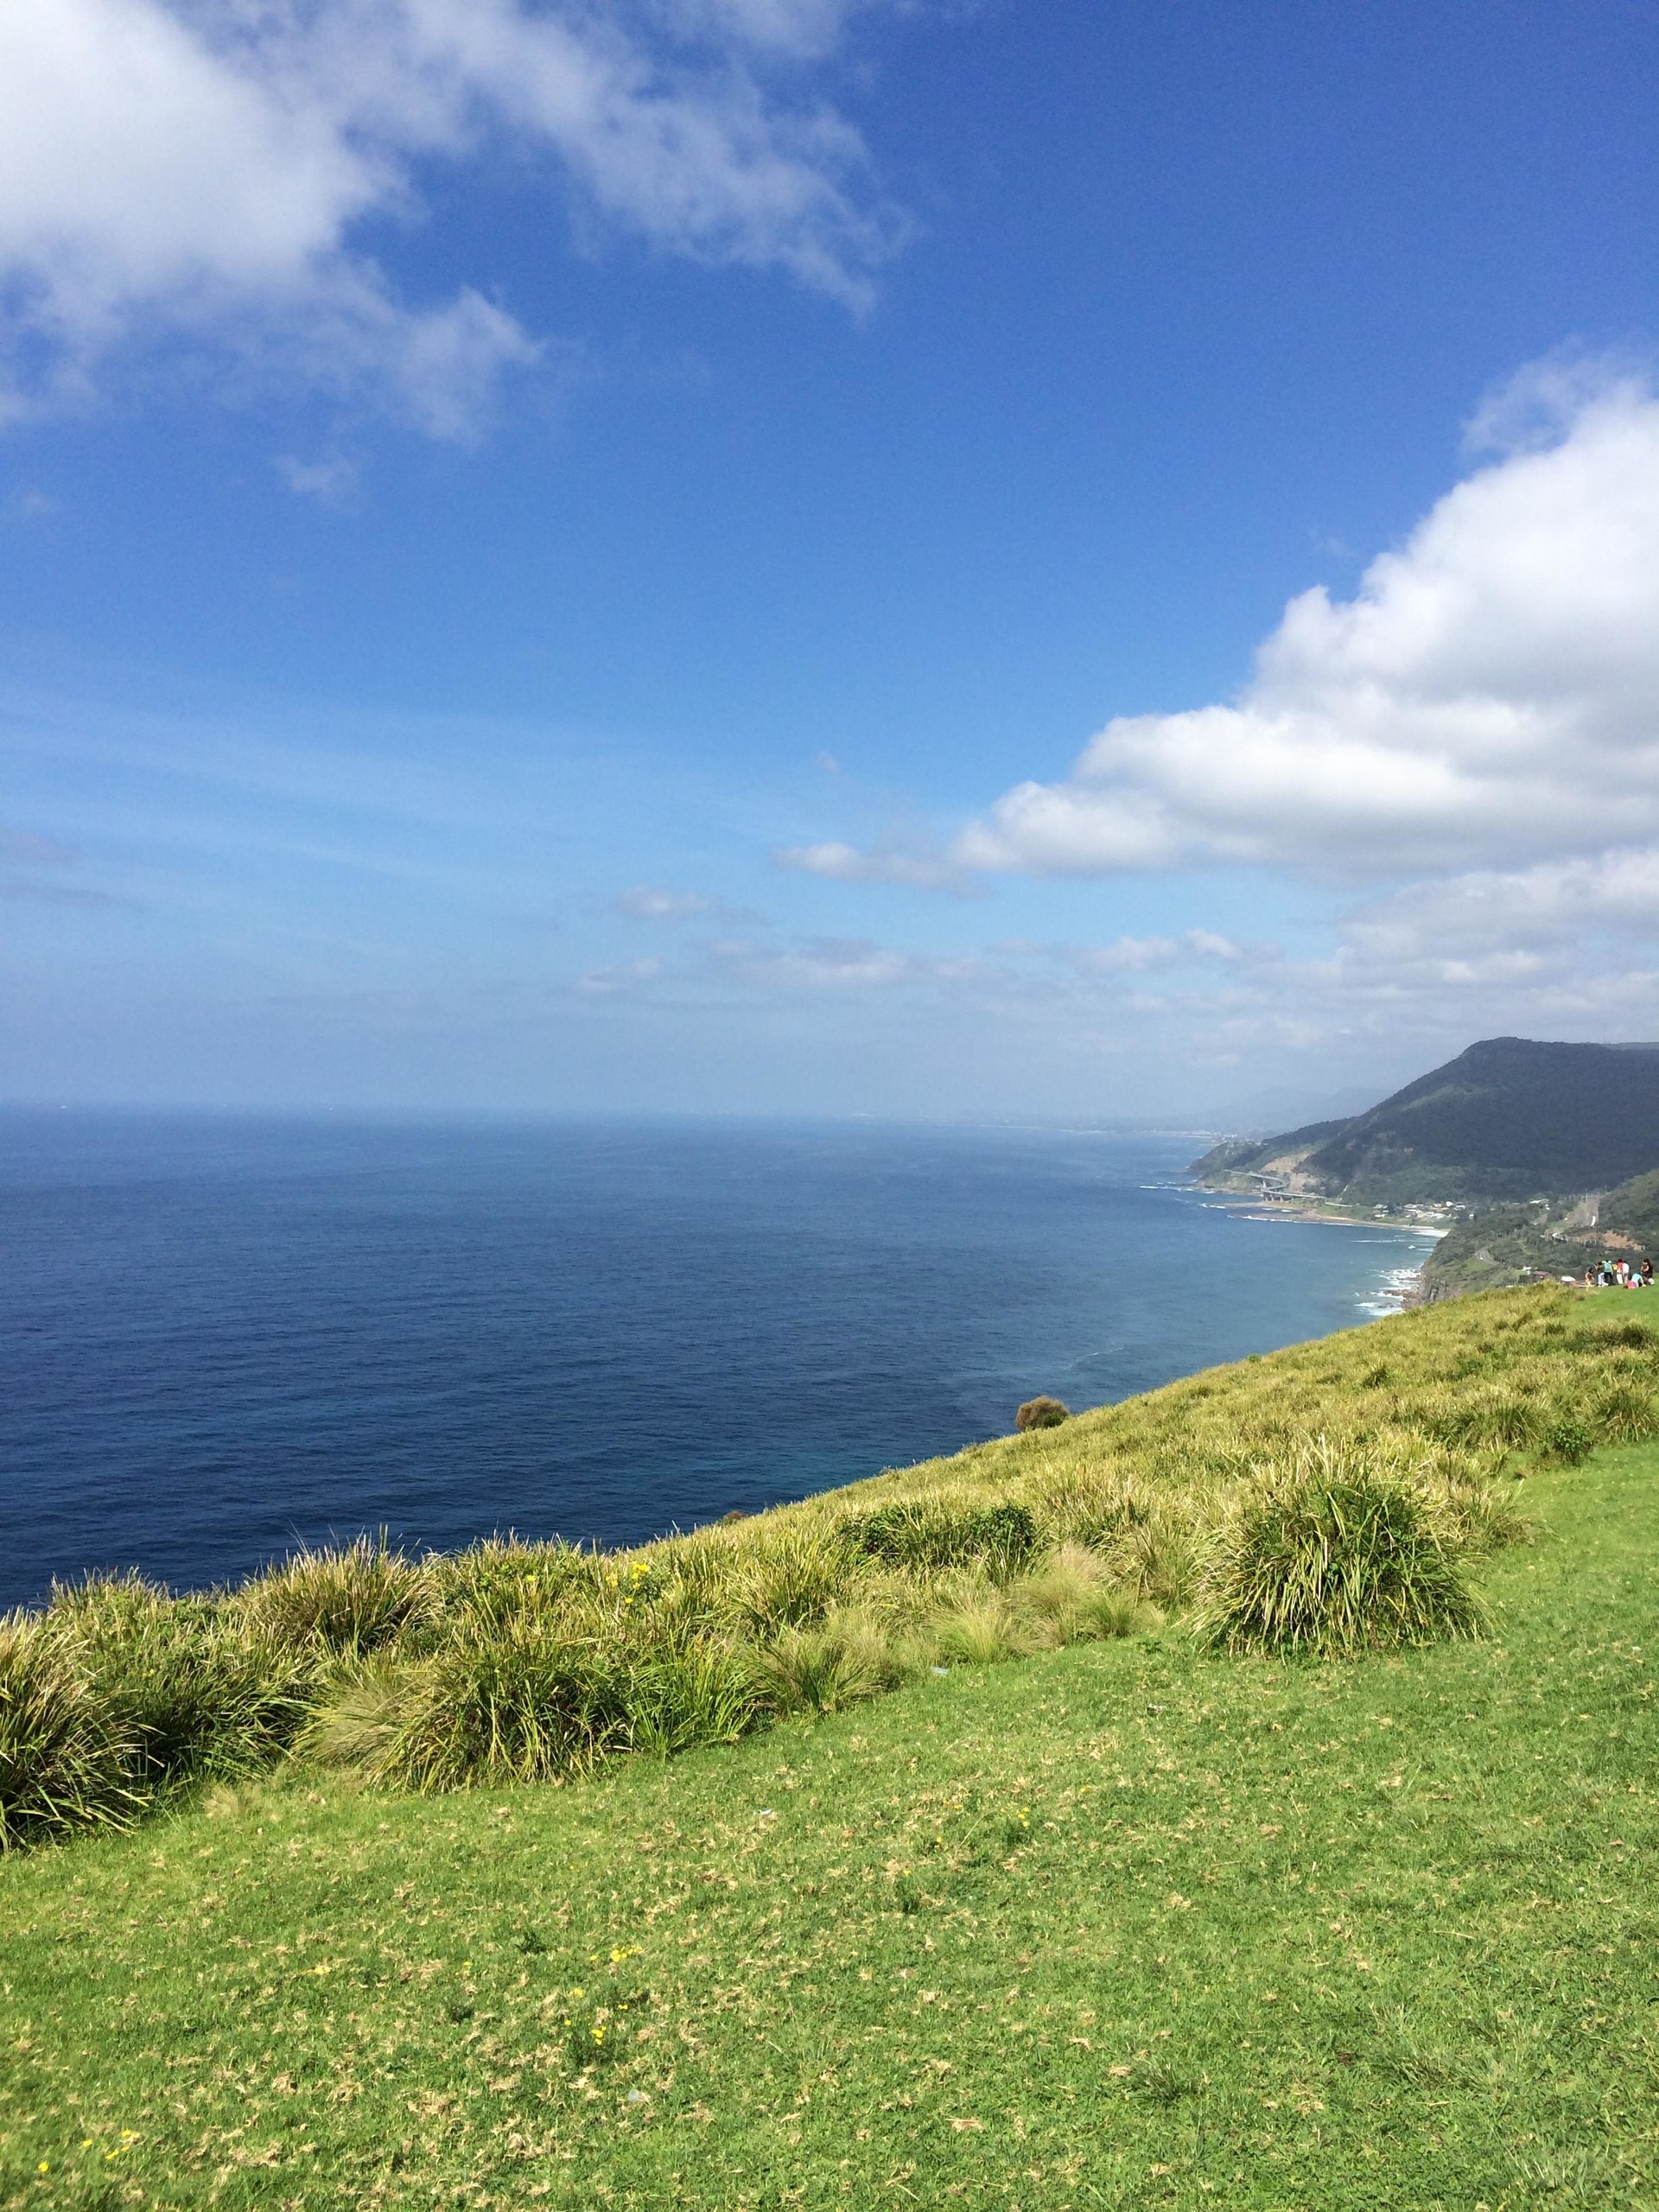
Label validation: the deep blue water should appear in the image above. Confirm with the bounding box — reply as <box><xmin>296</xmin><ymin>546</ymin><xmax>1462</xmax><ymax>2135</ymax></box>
<box><xmin>0</xmin><ymin>1114</ymin><xmax>1436</xmax><ymax>1609</ymax></box>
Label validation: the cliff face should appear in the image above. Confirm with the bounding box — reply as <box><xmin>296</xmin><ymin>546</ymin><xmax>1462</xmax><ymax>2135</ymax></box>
<box><xmin>1193</xmin><ymin>1038</ymin><xmax>1659</xmax><ymax>1210</ymax></box>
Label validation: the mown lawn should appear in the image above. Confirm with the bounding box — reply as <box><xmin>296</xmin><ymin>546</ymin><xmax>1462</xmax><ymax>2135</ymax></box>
<box><xmin>4</xmin><ymin>1442</ymin><xmax>1658</xmax><ymax>2211</ymax></box>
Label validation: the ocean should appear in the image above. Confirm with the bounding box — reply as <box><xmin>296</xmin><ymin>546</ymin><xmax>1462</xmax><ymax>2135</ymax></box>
<box><xmin>0</xmin><ymin>1113</ymin><xmax>1436</xmax><ymax>1611</ymax></box>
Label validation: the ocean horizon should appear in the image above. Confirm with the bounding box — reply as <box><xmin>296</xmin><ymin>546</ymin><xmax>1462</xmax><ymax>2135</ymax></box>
<box><xmin>0</xmin><ymin>1110</ymin><xmax>1436</xmax><ymax>1611</ymax></box>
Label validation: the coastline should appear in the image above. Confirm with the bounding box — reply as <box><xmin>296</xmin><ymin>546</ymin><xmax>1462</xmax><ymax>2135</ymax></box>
<box><xmin>1188</xmin><ymin>1178</ymin><xmax>1443</xmax><ymax>1314</ymax></box>
<box><xmin>1192</xmin><ymin>1184</ymin><xmax>1452</xmax><ymax>1234</ymax></box>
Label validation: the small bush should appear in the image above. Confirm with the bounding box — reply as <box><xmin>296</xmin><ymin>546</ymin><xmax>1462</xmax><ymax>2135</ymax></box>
<box><xmin>239</xmin><ymin>1535</ymin><xmax>428</xmax><ymax>1656</ymax></box>
<box><xmin>839</xmin><ymin>1502</ymin><xmax>1038</xmax><ymax>1576</ymax></box>
<box><xmin>1015</xmin><ymin>1396</ymin><xmax>1070</xmax><ymax>1431</ymax></box>
<box><xmin>1541</xmin><ymin>1408</ymin><xmax>1595</xmax><ymax>1465</ymax></box>
<box><xmin>1193</xmin><ymin>1443</ymin><xmax>1490</xmax><ymax>1657</ymax></box>
<box><xmin>0</xmin><ymin>1616</ymin><xmax>137</xmax><ymax>1849</ymax></box>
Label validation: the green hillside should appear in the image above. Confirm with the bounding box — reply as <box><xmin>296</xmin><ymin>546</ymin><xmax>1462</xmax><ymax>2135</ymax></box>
<box><xmin>7</xmin><ymin>1288</ymin><xmax>1659</xmax><ymax>2206</ymax></box>
<box><xmin>1421</xmin><ymin>1166</ymin><xmax>1659</xmax><ymax>1299</ymax></box>
<box><xmin>1194</xmin><ymin>1035</ymin><xmax>1659</xmax><ymax>1207</ymax></box>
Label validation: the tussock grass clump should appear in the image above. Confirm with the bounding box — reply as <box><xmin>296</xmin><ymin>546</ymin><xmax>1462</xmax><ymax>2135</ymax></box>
<box><xmin>1015</xmin><ymin>1395</ymin><xmax>1070</xmax><ymax>1431</ymax></box>
<box><xmin>238</xmin><ymin>1535</ymin><xmax>428</xmax><ymax>1656</ymax></box>
<box><xmin>1193</xmin><ymin>1441</ymin><xmax>1490</xmax><ymax>1657</ymax></box>
<box><xmin>1427</xmin><ymin>1385</ymin><xmax>1543</xmax><ymax>1451</ymax></box>
<box><xmin>622</xmin><ymin>1643</ymin><xmax>763</xmax><ymax>1758</ymax></box>
<box><xmin>0</xmin><ymin>1615</ymin><xmax>137</xmax><ymax>1849</ymax></box>
<box><xmin>838</xmin><ymin>1501</ymin><xmax>1038</xmax><ymax>1576</ymax></box>
<box><xmin>1575</xmin><ymin>1316</ymin><xmax>1656</xmax><ymax>1352</ymax></box>
<box><xmin>46</xmin><ymin>1575</ymin><xmax>313</xmax><ymax>1786</ymax></box>
<box><xmin>758</xmin><ymin>1615</ymin><xmax>898</xmax><ymax>1716</ymax></box>
<box><xmin>931</xmin><ymin>1599</ymin><xmax>1025</xmax><ymax>1667</ymax></box>
<box><xmin>426</xmin><ymin>1539</ymin><xmax>609</xmax><ymax>1635</ymax></box>
<box><xmin>299</xmin><ymin>1661</ymin><xmax>410</xmax><ymax>1775</ymax></box>
<box><xmin>375</xmin><ymin>1623</ymin><xmax>639</xmax><ymax>1790</ymax></box>
<box><xmin>727</xmin><ymin>1525</ymin><xmax>846</xmax><ymax>1635</ymax></box>
<box><xmin>1014</xmin><ymin>1544</ymin><xmax>1161</xmax><ymax>1643</ymax></box>
<box><xmin>1587</xmin><ymin>1376</ymin><xmax>1659</xmax><ymax>1444</ymax></box>
<box><xmin>363</xmin><ymin>1617</ymin><xmax>766</xmax><ymax>1791</ymax></box>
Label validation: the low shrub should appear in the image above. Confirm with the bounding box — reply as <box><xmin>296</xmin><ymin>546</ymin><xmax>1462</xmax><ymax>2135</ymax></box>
<box><xmin>1016</xmin><ymin>1396</ymin><xmax>1071</xmax><ymax>1431</ymax></box>
<box><xmin>0</xmin><ymin>1615</ymin><xmax>137</xmax><ymax>1849</ymax></box>
<box><xmin>1192</xmin><ymin>1442</ymin><xmax>1490</xmax><ymax>1658</ymax></box>
<box><xmin>1541</xmin><ymin>1408</ymin><xmax>1596</xmax><ymax>1465</ymax></box>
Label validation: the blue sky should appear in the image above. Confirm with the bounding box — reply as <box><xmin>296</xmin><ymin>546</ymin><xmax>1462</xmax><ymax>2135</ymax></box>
<box><xmin>5</xmin><ymin>0</ymin><xmax>1659</xmax><ymax>1119</ymax></box>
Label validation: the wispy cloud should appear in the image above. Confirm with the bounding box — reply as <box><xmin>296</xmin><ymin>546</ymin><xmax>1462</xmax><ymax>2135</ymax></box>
<box><xmin>275</xmin><ymin>454</ymin><xmax>360</xmax><ymax>506</ymax></box>
<box><xmin>575</xmin><ymin>955</ymin><xmax>663</xmax><ymax>994</ymax></box>
<box><xmin>0</xmin><ymin>0</ymin><xmax>907</xmax><ymax>433</ymax></box>
<box><xmin>775</xmin><ymin>839</ymin><xmax>969</xmax><ymax>892</ymax></box>
<box><xmin>613</xmin><ymin>883</ymin><xmax>734</xmax><ymax>921</ymax></box>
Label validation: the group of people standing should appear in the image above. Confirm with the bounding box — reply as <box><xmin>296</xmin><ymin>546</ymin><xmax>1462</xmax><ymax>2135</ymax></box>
<box><xmin>1585</xmin><ymin>1257</ymin><xmax>1655</xmax><ymax>1288</ymax></box>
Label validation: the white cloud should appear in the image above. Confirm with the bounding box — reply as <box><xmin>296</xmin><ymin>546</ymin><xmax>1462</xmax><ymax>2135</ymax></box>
<box><xmin>1327</xmin><ymin>850</ymin><xmax>1659</xmax><ymax>1003</ymax></box>
<box><xmin>0</xmin><ymin>0</ymin><xmax>902</xmax><ymax>429</ymax></box>
<box><xmin>776</xmin><ymin>838</ymin><xmax>966</xmax><ymax>889</ymax></box>
<box><xmin>922</xmin><ymin>372</ymin><xmax>1659</xmax><ymax>880</ymax></box>
<box><xmin>1047</xmin><ymin>929</ymin><xmax>1246</xmax><ymax>975</ymax></box>
<box><xmin>765</xmin><ymin>363</ymin><xmax>1659</xmax><ymax>1077</ymax></box>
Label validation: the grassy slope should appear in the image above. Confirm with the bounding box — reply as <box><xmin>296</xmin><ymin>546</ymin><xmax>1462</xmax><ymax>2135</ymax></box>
<box><xmin>1424</xmin><ymin>1185</ymin><xmax>1659</xmax><ymax>1299</ymax></box>
<box><xmin>5</xmin><ymin>1439</ymin><xmax>1659</xmax><ymax>2209</ymax></box>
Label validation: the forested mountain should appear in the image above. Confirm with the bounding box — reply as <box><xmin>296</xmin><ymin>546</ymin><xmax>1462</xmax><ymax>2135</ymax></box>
<box><xmin>1192</xmin><ymin>1038</ymin><xmax>1659</xmax><ymax>1207</ymax></box>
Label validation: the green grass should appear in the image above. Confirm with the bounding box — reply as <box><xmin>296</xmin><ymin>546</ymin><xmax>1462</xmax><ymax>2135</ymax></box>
<box><xmin>5</xmin><ymin>1428</ymin><xmax>1659</xmax><ymax>2209</ymax></box>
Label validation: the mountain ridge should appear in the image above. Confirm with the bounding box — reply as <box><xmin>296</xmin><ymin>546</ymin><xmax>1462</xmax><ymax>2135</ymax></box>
<box><xmin>1192</xmin><ymin>1036</ymin><xmax>1659</xmax><ymax>1208</ymax></box>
